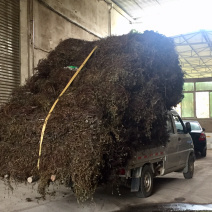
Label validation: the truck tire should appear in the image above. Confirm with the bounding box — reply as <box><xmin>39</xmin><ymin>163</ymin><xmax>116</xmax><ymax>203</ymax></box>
<box><xmin>137</xmin><ymin>165</ymin><xmax>153</xmax><ymax>198</ymax></box>
<box><xmin>183</xmin><ymin>155</ymin><xmax>194</xmax><ymax>179</ymax></box>
<box><xmin>201</xmin><ymin>148</ymin><xmax>207</xmax><ymax>157</ymax></box>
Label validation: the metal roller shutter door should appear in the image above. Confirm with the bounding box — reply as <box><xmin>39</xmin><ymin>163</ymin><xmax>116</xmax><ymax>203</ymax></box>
<box><xmin>0</xmin><ymin>0</ymin><xmax>20</xmax><ymax>106</ymax></box>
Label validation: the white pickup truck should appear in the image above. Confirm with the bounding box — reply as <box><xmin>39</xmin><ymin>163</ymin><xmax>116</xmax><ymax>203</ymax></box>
<box><xmin>119</xmin><ymin>109</ymin><xmax>194</xmax><ymax>197</ymax></box>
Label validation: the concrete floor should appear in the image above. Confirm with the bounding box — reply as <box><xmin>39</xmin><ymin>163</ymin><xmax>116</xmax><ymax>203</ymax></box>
<box><xmin>1</xmin><ymin>150</ymin><xmax>212</xmax><ymax>212</ymax></box>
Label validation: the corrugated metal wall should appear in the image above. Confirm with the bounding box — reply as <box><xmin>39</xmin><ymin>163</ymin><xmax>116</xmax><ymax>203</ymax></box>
<box><xmin>0</xmin><ymin>0</ymin><xmax>20</xmax><ymax>106</ymax></box>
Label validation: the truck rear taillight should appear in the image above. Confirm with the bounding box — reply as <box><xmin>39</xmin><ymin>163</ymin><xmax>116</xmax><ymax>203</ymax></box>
<box><xmin>199</xmin><ymin>132</ymin><xmax>206</xmax><ymax>141</ymax></box>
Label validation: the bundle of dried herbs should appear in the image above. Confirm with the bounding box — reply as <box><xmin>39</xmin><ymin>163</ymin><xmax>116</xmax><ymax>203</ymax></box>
<box><xmin>0</xmin><ymin>31</ymin><xmax>184</xmax><ymax>201</ymax></box>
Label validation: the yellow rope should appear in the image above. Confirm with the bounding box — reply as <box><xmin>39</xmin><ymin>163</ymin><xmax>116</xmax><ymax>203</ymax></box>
<box><xmin>37</xmin><ymin>46</ymin><xmax>98</xmax><ymax>169</ymax></box>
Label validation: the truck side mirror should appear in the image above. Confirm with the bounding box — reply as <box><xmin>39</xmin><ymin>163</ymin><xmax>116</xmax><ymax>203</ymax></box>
<box><xmin>185</xmin><ymin>122</ymin><xmax>191</xmax><ymax>133</ymax></box>
<box><xmin>202</xmin><ymin>127</ymin><xmax>205</xmax><ymax>132</ymax></box>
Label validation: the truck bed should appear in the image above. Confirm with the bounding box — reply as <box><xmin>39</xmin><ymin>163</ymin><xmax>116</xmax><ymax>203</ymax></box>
<box><xmin>127</xmin><ymin>146</ymin><xmax>166</xmax><ymax>169</ymax></box>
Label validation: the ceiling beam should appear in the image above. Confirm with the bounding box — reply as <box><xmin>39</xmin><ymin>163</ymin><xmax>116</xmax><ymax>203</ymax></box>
<box><xmin>180</xmin><ymin>56</ymin><xmax>212</xmax><ymax>59</ymax></box>
<box><xmin>174</xmin><ymin>42</ymin><xmax>208</xmax><ymax>46</ymax></box>
<box><xmin>181</xmin><ymin>34</ymin><xmax>212</xmax><ymax>73</ymax></box>
<box><xmin>178</xmin><ymin>52</ymin><xmax>202</xmax><ymax>77</ymax></box>
<box><xmin>201</xmin><ymin>30</ymin><xmax>212</xmax><ymax>53</ymax></box>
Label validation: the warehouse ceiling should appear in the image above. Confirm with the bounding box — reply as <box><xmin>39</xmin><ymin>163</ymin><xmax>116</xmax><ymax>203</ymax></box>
<box><xmin>111</xmin><ymin>0</ymin><xmax>212</xmax><ymax>79</ymax></box>
<box><xmin>111</xmin><ymin>0</ymin><xmax>165</xmax><ymax>21</ymax></box>
<box><xmin>172</xmin><ymin>30</ymin><xmax>212</xmax><ymax>79</ymax></box>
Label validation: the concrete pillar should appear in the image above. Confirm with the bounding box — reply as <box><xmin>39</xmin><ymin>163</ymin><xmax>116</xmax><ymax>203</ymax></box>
<box><xmin>20</xmin><ymin>0</ymin><xmax>34</xmax><ymax>85</ymax></box>
<box><xmin>20</xmin><ymin>0</ymin><xmax>29</xmax><ymax>85</ymax></box>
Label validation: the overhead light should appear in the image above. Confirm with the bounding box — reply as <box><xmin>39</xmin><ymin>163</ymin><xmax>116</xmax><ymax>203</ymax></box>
<box><xmin>131</xmin><ymin>0</ymin><xmax>212</xmax><ymax>36</ymax></box>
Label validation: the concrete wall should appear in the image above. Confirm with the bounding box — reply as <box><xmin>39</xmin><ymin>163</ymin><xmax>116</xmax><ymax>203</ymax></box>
<box><xmin>20</xmin><ymin>0</ymin><xmax>132</xmax><ymax>83</ymax></box>
<box><xmin>111</xmin><ymin>7</ymin><xmax>132</xmax><ymax>36</ymax></box>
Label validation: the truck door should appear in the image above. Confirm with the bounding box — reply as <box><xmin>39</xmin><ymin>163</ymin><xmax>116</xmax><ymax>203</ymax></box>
<box><xmin>173</xmin><ymin>115</ymin><xmax>192</xmax><ymax>167</ymax></box>
<box><xmin>164</xmin><ymin>114</ymin><xmax>179</xmax><ymax>172</ymax></box>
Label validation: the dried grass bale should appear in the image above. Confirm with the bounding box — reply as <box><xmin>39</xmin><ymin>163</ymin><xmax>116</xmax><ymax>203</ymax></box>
<box><xmin>0</xmin><ymin>31</ymin><xmax>184</xmax><ymax>201</ymax></box>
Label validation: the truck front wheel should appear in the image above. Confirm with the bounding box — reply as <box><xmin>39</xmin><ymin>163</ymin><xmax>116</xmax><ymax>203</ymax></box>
<box><xmin>137</xmin><ymin>165</ymin><xmax>153</xmax><ymax>198</ymax></box>
<box><xmin>183</xmin><ymin>154</ymin><xmax>194</xmax><ymax>179</ymax></box>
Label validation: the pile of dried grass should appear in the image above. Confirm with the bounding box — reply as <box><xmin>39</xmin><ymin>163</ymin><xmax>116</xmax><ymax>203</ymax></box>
<box><xmin>0</xmin><ymin>31</ymin><xmax>184</xmax><ymax>201</ymax></box>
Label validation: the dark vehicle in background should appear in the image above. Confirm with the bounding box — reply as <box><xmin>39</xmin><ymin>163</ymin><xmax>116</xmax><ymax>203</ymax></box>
<box><xmin>183</xmin><ymin>120</ymin><xmax>207</xmax><ymax>157</ymax></box>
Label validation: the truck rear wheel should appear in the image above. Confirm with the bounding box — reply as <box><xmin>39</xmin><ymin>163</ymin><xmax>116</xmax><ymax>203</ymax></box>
<box><xmin>137</xmin><ymin>165</ymin><xmax>153</xmax><ymax>198</ymax></box>
<box><xmin>183</xmin><ymin>154</ymin><xmax>194</xmax><ymax>179</ymax></box>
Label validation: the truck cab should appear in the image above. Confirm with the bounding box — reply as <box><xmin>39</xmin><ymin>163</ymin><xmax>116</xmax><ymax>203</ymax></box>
<box><xmin>120</xmin><ymin>109</ymin><xmax>194</xmax><ymax>198</ymax></box>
